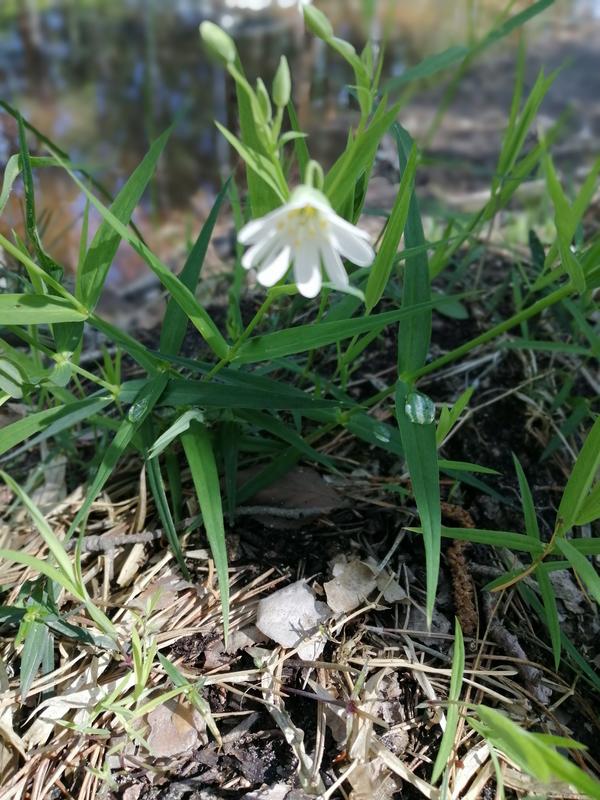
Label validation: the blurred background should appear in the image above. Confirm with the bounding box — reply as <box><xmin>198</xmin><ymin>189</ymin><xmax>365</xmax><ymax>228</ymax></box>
<box><xmin>0</xmin><ymin>0</ymin><xmax>599</xmax><ymax>296</ymax></box>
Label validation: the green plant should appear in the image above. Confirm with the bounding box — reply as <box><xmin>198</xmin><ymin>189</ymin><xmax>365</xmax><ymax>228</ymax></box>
<box><xmin>0</xmin><ymin>2</ymin><xmax>598</xmax><ymax>794</ymax></box>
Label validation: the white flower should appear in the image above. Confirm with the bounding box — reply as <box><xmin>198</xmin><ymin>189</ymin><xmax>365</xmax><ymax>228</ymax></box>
<box><xmin>237</xmin><ymin>186</ymin><xmax>375</xmax><ymax>298</ymax></box>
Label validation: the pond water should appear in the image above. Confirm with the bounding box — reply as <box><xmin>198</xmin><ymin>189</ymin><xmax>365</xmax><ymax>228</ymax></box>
<box><xmin>0</xmin><ymin>0</ymin><xmax>598</xmax><ymax>285</ymax></box>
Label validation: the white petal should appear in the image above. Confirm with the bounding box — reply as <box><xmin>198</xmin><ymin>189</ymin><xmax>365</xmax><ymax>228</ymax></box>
<box><xmin>241</xmin><ymin>231</ymin><xmax>281</xmax><ymax>270</ymax></box>
<box><xmin>238</xmin><ymin>205</ymin><xmax>289</xmax><ymax>245</ymax></box>
<box><xmin>257</xmin><ymin>246</ymin><xmax>291</xmax><ymax>287</ymax></box>
<box><xmin>320</xmin><ymin>241</ymin><xmax>348</xmax><ymax>290</ymax></box>
<box><xmin>293</xmin><ymin>243</ymin><xmax>321</xmax><ymax>298</ymax></box>
<box><xmin>328</xmin><ymin>210</ymin><xmax>372</xmax><ymax>241</ymax></box>
<box><xmin>330</xmin><ymin>226</ymin><xmax>375</xmax><ymax>266</ymax></box>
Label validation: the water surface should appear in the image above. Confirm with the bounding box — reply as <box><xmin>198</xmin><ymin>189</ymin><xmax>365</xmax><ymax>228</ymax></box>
<box><xmin>0</xmin><ymin>1</ymin><xmax>598</xmax><ymax>283</ymax></box>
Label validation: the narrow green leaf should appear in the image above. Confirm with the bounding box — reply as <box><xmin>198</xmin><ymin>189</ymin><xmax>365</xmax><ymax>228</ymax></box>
<box><xmin>572</xmin><ymin>538</ymin><xmax>600</xmax><ymax>556</ymax></box>
<box><xmin>384</xmin><ymin>45</ymin><xmax>468</xmax><ymax>90</ymax></box>
<box><xmin>496</xmin><ymin>70</ymin><xmax>556</xmax><ymax>185</ymax></box>
<box><xmin>67</xmin><ymin>375</ymin><xmax>168</xmax><ymax>539</ymax></box>
<box><xmin>78</xmin><ymin>126</ymin><xmax>173</xmax><ymax>307</ymax></box>
<box><xmin>226</xmin><ymin>178</ymin><xmax>244</xmax><ymax>339</ymax></box>
<box><xmin>232</xmin><ymin>296</ymin><xmax>457</xmax><ymax>364</ymax></box>
<box><xmin>0</xmin><ymin>295</ymin><xmax>87</xmax><ymax>325</ymax></box>
<box><xmin>1</xmin><ymin>471</ymin><xmax>77</xmax><ymax>584</ymax></box>
<box><xmin>365</xmin><ymin>142</ymin><xmax>417</xmax><ymax>311</ymax></box>
<box><xmin>556</xmin><ymin>416</ymin><xmax>600</xmax><ymax>535</ymax></box>
<box><xmin>157</xmin><ymin>652</ymin><xmax>188</xmax><ymax>688</ymax></box>
<box><xmin>557</xmin><ymin>538</ymin><xmax>600</xmax><ymax>606</ymax></box>
<box><xmin>536</xmin><ymin>566</ymin><xmax>562</xmax><ymax>669</ymax></box>
<box><xmin>436</xmin><ymin>387</ymin><xmax>474</xmax><ymax>445</ymax></box>
<box><xmin>0</xmin><ymin>549</ymin><xmax>78</xmax><ymax>595</ymax></box>
<box><xmin>575</xmin><ymin>483</ymin><xmax>600</xmax><ymax>526</ymax></box>
<box><xmin>238</xmin><ymin>410</ymin><xmax>334</xmax><ymax>470</ymax></box>
<box><xmin>148</xmin><ymin>410</ymin><xmax>205</xmax><ymax>460</ymax></box>
<box><xmin>181</xmin><ymin>421</ymin><xmax>229</xmax><ymax>640</ymax></box>
<box><xmin>324</xmin><ymin>99</ymin><xmax>401</xmax><ymax>212</ymax></box>
<box><xmin>146</xmin><ymin>455</ymin><xmax>188</xmax><ymax>579</ymax></box>
<box><xmin>20</xmin><ymin>620</ymin><xmax>50</xmax><ymax>699</ymax></box>
<box><xmin>539</xmin><ymin>155</ymin><xmax>600</xmax><ymax>281</ymax></box>
<box><xmin>384</xmin><ymin>0</ymin><xmax>554</xmax><ymax>94</ymax></box>
<box><xmin>431</xmin><ymin>619</ymin><xmax>465</xmax><ymax>783</ymax></box>
<box><xmin>286</xmin><ymin>101</ymin><xmax>310</xmax><ymax>178</ymax></box>
<box><xmin>423</xmin><ymin>526</ymin><xmax>544</xmax><ymax>554</ymax></box>
<box><xmin>393</xmin><ymin>124</ymin><xmax>431</xmax><ymax>375</ymax></box>
<box><xmin>395</xmin><ymin>381</ymin><xmax>441</xmax><ymax>625</ymax></box>
<box><xmin>159</xmin><ymin>378</ymin><xmax>338</xmax><ymax>410</ymax></box>
<box><xmin>234</xmin><ymin>56</ymin><xmax>282</xmax><ymax>216</ymax></box>
<box><xmin>473</xmin><ymin>705</ymin><xmax>600</xmax><ymax>800</ymax></box>
<box><xmin>89</xmin><ymin>314</ymin><xmax>161</xmax><ymax>374</ymax></box>
<box><xmin>498</xmin><ymin>338</ymin><xmax>591</xmax><ymax>355</ymax></box>
<box><xmin>513</xmin><ymin>455</ymin><xmax>540</xmax><ymax>540</ymax></box>
<box><xmin>17</xmin><ymin>113</ymin><xmax>62</xmax><ymax>279</ymax></box>
<box><xmin>160</xmin><ymin>179</ymin><xmax>230</xmax><ymax>356</ymax></box>
<box><xmin>48</xmin><ymin>150</ymin><xmax>230</xmax><ymax>360</ymax></box>
<box><xmin>214</xmin><ymin>122</ymin><xmax>287</xmax><ymax>203</ymax></box>
<box><xmin>0</xmin><ymin>154</ymin><xmax>24</xmax><ymax>215</ymax></box>
<box><xmin>220</xmin><ymin>420</ymin><xmax>240</xmax><ymax>525</ymax></box>
<box><xmin>0</xmin><ymin>395</ymin><xmax>111</xmax><ymax>458</ymax></box>
<box><xmin>544</xmin><ymin>151</ymin><xmax>586</xmax><ymax>292</ymax></box>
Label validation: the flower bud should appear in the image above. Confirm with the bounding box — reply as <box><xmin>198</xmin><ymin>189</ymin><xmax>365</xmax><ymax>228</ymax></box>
<box><xmin>303</xmin><ymin>6</ymin><xmax>333</xmax><ymax>40</ymax></box>
<box><xmin>199</xmin><ymin>21</ymin><xmax>236</xmax><ymax>65</ymax></box>
<box><xmin>272</xmin><ymin>56</ymin><xmax>291</xmax><ymax>108</ymax></box>
<box><xmin>255</xmin><ymin>78</ymin><xmax>272</xmax><ymax>121</ymax></box>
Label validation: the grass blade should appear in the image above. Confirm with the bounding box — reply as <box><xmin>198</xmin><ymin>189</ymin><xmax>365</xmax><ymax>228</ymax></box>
<box><xmin>160</xmin><ymin>178</ymin><xmax>230</xmax><ymax>356</ymax></box>
<box><xmin>535</xmin><ymin>566</ymin><xmax>562</xmax><ymax>669</ymax></box>
<box><xmin>145</xmin><ymin>451</ymin><xmax>189</xmax><ymax>579</ymax></box>
<box><xmin>395</xmin><ymin>382</ymin><xmax>441</xmax><ymax>625</ymax></box>
<box><xmin>394</xmin><ymin>124</ymin><xmax>431</xmax><ymax>375</ymax></box>
<box><xmin>181</xmin><ymin>421</ymin><xmax>229</xmax><ymax>640</ymax></box>
<box><xmin>365</xmin><ymin>140</ymin><xmax>417</xmax><ymax>311</ymax></box>
<box><xmin>232</xmin><ymin>296</ymin><xmax>459</xmax><ymax>364</ymax></box>
<box><xmin>67</xmin><ymin>374</ymin><xmax>168</xmax><ymax>539</ymax></box>
<box><xmin>557</xmin><ymin>538</ymin><xmax>600</xmax><ymax>606</ymax></box>
<box><xmin>48</xmin><ymin>149</ymin><xmax>230</xmax><ymax>359</ymax></box>
<box><xmin>556</xmin><ymin>416</ymin><xmax>600</xmax><ymax>536</ymax></box>
<box><xmin>0</xmin><ymin>295</ymin><xmax>87</xmax><ymax>325</ymax></box>
<box><xmin>78</xmin><ymin>126</ymin><xmax>173</xmax><ymax>308</ymax></box>
<box><xmin>513</xmin><ymin>454</ymin><xmax>540</xmax><ymax>541</ymax></box>
<box><xmin>324</xmin><ymin>99</ymin><xmax>401</xmax><ymax>212</ymax></box>
<box><xmin>19</xmin><ymin>620</ymin><xmax>50</xmax><ymax>699</ymax></box>
<box><xmin>431</xmin><ymin>619</ymin><xmax>465</xmax><ymax>783</ymax></box>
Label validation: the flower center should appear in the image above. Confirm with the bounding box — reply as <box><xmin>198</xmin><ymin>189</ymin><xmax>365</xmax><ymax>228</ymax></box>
<box><xmin>279</xmin><ymin>204</ymin><xmax>328</xmax><ymax>244</ymax></box>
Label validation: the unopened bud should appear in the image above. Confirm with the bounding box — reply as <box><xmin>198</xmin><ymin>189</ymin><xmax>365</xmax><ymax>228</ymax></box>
<box><xmin>272</xmin><ymin>56</ymin><xmax>291</xmax><ymax>107</ymax></box>
<box><xmin>303</xmin><ymin>6</ymin><xmax>333</xmax><ymax>40</ymax></box>
<box><xmin>199</xmin><ymin>21</ymin><xmax>236</xmax><ymax>65</ymax></box>
<box><xmin>256</xmin><ymin>78</ymin><xmax>272</xmax><ymax>121</ymax></box>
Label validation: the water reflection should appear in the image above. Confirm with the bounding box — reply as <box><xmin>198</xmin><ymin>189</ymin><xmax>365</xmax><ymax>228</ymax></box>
<box><xmin>0</xmin><ymin>1</ymin><xmax>598</xmax><ymax>284</ymax></box>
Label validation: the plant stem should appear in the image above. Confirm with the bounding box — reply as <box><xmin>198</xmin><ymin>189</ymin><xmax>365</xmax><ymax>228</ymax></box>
<box><xmin>205</xmin><ymin>285</ymin><xmax>297</xmax><ymax>380</ymax></box>
<box><xmin>405</xmin><ymin>281</ymin><xmax>574</xmax><ymax>383</ymax></box>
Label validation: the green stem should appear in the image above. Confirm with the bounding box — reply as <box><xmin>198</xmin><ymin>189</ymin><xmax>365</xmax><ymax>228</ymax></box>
<box><xmin>0</xmin><ymin>232</ymin><xmax>79</xmax><ymax>305</ymax></box>
<box><xmin>360</xmin><ymin>281</ymin><xmax>575</xmax><ymax>410</ymax></box>
<box><xmin>406</xmin><ymin>281</ymin><xmax>574</xmax><ymax>383</ymax></box>
<box><xmin>205</xmin><ymin>285</ymin><xmax>297</xmax><ymax>381</ymax></box>
<box><xmin>66</xmin><ymin>361</ymin><xmax>118</xmax><ymax>396</ymax></box>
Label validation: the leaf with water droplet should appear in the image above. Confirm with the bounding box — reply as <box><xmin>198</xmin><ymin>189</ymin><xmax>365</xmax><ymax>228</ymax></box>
<box><xmin>405</xmin><ymin>391</ymin><xmax>435</xmax><ymax>426</ymax></box>
<box><xmin>128</xmin><ymin>396</ymin><xmax>150</xmax><ymax>423</ymax></box>
<box><xmin>374</xmin><ymin>424</ymin><xmax>391</xmax><ymax>443</ymax></box>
